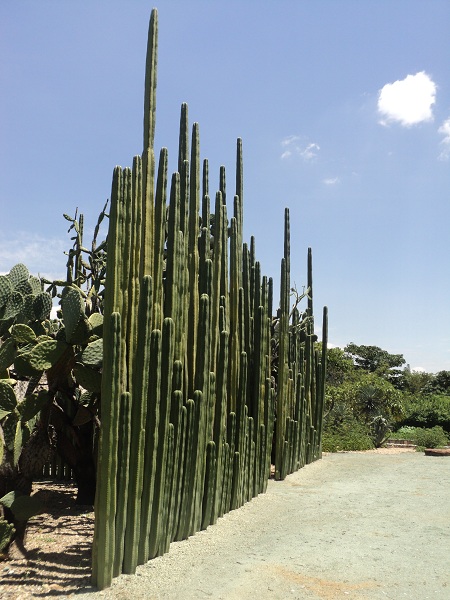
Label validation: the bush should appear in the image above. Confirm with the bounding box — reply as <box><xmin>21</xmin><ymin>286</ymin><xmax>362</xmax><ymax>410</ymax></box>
<box><xmin>390</xmin><ymin>425</ymin><xmax>449</xmax><ymax>448</ymax></box>
<box><xmin>400</xmin><ymin>394</ymin><xmax>450</xmax><ymax>432</ymax></box>
<box><xmin>389</xmin><ymin>426</ymin><xmax>417</xmax><ymax>440</ymax></box>
<box><xmin>414</xmin><ymin>426</ymin><xmax>449</xmax><ymax>449</ymax></box>
<box><xmin>322</xmin><ymin>421</ymin><xmax>374</xmax><ymax>452</ymax></box>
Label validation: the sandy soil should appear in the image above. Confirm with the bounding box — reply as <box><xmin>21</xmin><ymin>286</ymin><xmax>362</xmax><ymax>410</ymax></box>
<box><xmin>1</xmin><ymin>448</ymin><xmax>449</xmax><ymax>600</ymax></box>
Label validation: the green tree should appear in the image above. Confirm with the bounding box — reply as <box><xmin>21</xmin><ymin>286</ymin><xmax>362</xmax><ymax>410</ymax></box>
<box><xmin>399</xmin><ymin>394</ymin><xmax>450</xmax><ymax>432</ymax></box>
<box><xmin>326</xmin><ymin>370</ymin><xmax>404</xmax><ymax>447</ymax></box>
<box><xmin>400</xmin><ymin>367</ymin><xmax>434</xmax><ymax>395</ymax></box>
<box><xmin>324</xmin><ymin>347</ymin><xmax>354</xmax><ymax>387</ymax></box>
<box><xmin>344</xmin><ymin>343</ymin><xmax>406</xmax><ymax>386</ymax></box>
<box><xmin>423</xmin><ymin>370</ymin><xmax>450</xmax><ymax>395</ymax></box>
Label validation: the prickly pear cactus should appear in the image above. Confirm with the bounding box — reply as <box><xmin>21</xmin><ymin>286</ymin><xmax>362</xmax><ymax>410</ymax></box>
<box><xmin>0</xmin><ymin>518</ymin><xmax>15</xmax><ymax>552</ymax></box>
<box><xmin>0</xmin><ymin>256</ymin><xmax>108</xmax><ymax>554</ymax></box>
<box><xmin>0</xmin><ymin>264</ymin><xmax>53</xmax><ymax>337</ymax></box>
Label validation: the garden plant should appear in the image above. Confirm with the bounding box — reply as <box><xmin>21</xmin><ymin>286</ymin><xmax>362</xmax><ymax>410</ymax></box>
<box><xmin>0</xmin><ymin>8</ymin><xmax>328</xmax><ymax>591</ymax></box>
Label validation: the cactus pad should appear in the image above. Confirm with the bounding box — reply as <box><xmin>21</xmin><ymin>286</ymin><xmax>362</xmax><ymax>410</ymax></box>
<box><xmin>10</xmin><ymin>324</ymin><xmax>37</xmax><ymax>344</ymax></box>
<box><xmin>0</xmin><ymin>518</ymin><xmax>15</xmax><ymax>552</ymax></box>
<box><xmin>28</xmin><ymin>276</ymin><xmax>42</xmax><ymax>295</ymax></box>
<box><xmin>17</xmin><ymin>390</ymin><xmax>49</xmax><ymax>422</ymax></box>
<box><xmin>88</xmin><ymin>312</ymin><xmax>104</xmax><ymax>336</ymax></box>
<box><xmin>33</xmin><ymin>292</ymin><xmax>53</xmax><ymax>321</ymax></box>
<box><xmin>0</xmin><ymin>338</ymin><xmax>16</xmax><ymax>372</ymax></box>
<box><xmin>61</xmin><ymin>287</ymin><xmax>83</xmax><ymax>342</ymax></box>
<box><xmin>73</xmin><ymin>363</ymin><xmax>102</xmax><ymax>393</ymax></box>
<box><xmin>80</xmin><ymin>338</ymin><xmax>103</xmax><ymax>368</ymax></box>
<box><xmin>21</xmin><ymin>294</ymin><xmax>36</xmax><ymax>321</ymax></box>
<box><xmin>70</xmin><ymin>317</ymin><xmax>93</xmax><ymax>345</ymax></box>
<box><xmin>7</xmin><ymin>264</ymin><xmax>29</xmax><ymax>289</ymax></box>
<box><xmin>18</xmin><ymin>339</ymin><xmax>68</xmax><ymax>371</ymax></box>
<box><xmin>0</xmin><ymin>381</ymin><xmax>17</xmax><ymax>418</ymax></box>
<box><xmin>0</xmin><ymin>490</ymin><xmax>44</xmax><ymax>521</ymax></box>
<box><xmin>0</xmin><ymin>276</ymin><xmax>13</xmax><ymax>309</ymax></box>
<box><xmin>2</xmin><ymin>291</ymin><xmax>24</xmax><ymax>321</ymax></box>
<box><xmin>1</xmin><ymin>413</ymin><xmax>18</xmax><ymax>450</ymax></box>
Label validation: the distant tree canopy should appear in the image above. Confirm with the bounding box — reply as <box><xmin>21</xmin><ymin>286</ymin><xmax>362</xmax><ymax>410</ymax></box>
<box><xmin>344</xmin><ymin>343</ymin><xmax>405</xmax><ymax>384</ymax></box>
<box><xmin>422</xmin><ymin>370</ymin><xmax>450</xmax><ymax>395</ymax></box>
<box><xmin>323</xmin><ymin>342</ymin><xmax>450</xmax><ymax>451</ymax></box>
<box><xmin>323</xmin><ymin>347</ymin><xmax>354</xmax><ymax>387</ymax></box>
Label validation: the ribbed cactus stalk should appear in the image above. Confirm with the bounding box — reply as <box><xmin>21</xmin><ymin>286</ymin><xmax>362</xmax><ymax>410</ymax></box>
<box><xmin>148</xmin><ymin>317</ymin><xmax>175</xmax><ymax>559</ymax></box>
<box><xmin>92</xmin><ymin>7</ymin><xmax>328</xmax><ymax>589</ymax></box>
<box><xmin>113</xmin><ymin>391</ymin><xmax>131</xmax><ymax>577</ymax></box>
<box><xmin>122</xmin><ymin>275</ymin><xmax>153</xmax><ymax>573</ymax></box>
<box><xmin>92</xmin><ymin>312</ymin><xmax>121</xmax><ymax>589</ymax></box>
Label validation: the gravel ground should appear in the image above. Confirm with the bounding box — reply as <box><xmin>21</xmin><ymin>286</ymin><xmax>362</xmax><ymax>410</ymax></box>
<box><xmin>2</xmin><ymin>449</ymin><xmax>449</xmax><ymax>600</ymax></box>
<box><xmin>82</xmin><ymin>450</ymin><xmax>449</xmax><ymax>600</ymax></box>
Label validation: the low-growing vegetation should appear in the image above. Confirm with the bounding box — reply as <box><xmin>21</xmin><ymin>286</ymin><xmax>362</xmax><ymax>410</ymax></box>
<box><xmin>323</xmin><ymin>344</ymin><xmax>450</xmax><ymax>452</ymax></box>
<box><xmin>389</xmin><ymin>425</ymin><xmax>449</xmax><ymax>449</ymax></box>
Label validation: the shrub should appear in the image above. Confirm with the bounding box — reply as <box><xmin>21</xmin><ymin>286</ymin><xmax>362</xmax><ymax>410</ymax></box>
<box><xmin>322</xmin><ymin>420</ymin><xmax>374</xmax><ymax>452</ymax></box>
<box><xmin>414</xmin><ymin>426</ymin><xmax>449</xmax><ymax>449</ymax></box>
<box><xmin>390</xmin><ymin>426</ymin><xmax>417</xmax><ymax>440</ymax></box>
<box><xmin>389</xmin><ymin>425</ymin><xmax>449</xmax><ymax>448</ymax></box>
<box><xmin>400</xmin><ymin>394</ymin><xmax>450</xmax><ymax>432</ymax></box>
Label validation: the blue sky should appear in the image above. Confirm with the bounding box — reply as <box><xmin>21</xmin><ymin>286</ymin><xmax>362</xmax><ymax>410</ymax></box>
<box><xmin>1</xmin><ymin>1</ymin><xmax>449</xmax><ymax>372</ymax></box>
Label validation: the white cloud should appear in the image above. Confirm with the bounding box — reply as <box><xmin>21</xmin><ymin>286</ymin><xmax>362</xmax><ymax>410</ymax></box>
<box><xmin>323</xmin><ymin>177</ymin><xmax>340</xmax><ymax>186</ymax></box>
<box><xmin>0</xmin><ymin>232</ymin><xmax>67</xmax><ymax>281</ymax></box>
<box><xmin>377</xmin><ymin>71</ymin><xmax>436</xmax><ymax>126</ymax></box>
<box><xmin>281</xmin><ymin>135</ymin><xmax>300</xmax><ymax>147</ymax></box>
<box><xmin>280</xmin><ymin>136</ymin><xmax>320</xmax><ymax>161</ymax></box>
<box><xmin>438</xmin><ymin>117</ymin><xmax>450</xmax><ymax>160</ymax></box>
<box><xmin>300</xmin><ymin>143</ymin><xmax>320</xmax><ymax>160</ymax></box>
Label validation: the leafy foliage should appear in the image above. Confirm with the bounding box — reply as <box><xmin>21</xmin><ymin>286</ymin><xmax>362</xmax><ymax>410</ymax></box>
<box><xmin>344</xmin><ymin>343</ymin><xmax>405</xmax><ymax>386</ymax></box>
<box><xmin>325</xmin><ymin>344</ymin><xmax>407</xmax><ymax>449</ymax></box>
<box><xmin>324</xmin><ymin>347</ymin><xmax>354</xmax><ymax>387</ymax></box>
<box><xmin>325</xmin><ymin>339</ymin><xmax>450</xmax><ymax>451</ymax></box>
<box><xmin>322</xmin><ymin>417</ymin><xmax>374</xmax><ymax>452</ymax></box>
<box><xmin>421</xmin><ymin>370</ymin><xmax>450</xmax><ymax>395</ymax></box>
<box><xmin>398</xmin><ymin>394</ymin><xmax>450</xmax><ymax>432</ymax></box>
<box><xmin>390</xmin><ymin>425</ymin><xmax>449</xmax><ymax>449</ymax></box>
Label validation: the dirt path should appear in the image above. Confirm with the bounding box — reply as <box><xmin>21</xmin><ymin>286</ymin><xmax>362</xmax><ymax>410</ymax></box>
<box><xmin>2</xmin><ymin>450</ymin><xmax>449</xmax><ymax>599</ymax></box>
<box><xmin>81</xmin><ymin>450</ymin><xmax>449</xmax><ymax>600</ymax></box>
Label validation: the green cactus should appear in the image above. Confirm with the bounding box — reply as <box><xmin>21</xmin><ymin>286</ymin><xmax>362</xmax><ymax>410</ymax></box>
<box><xmin>61</xmin><ymin>287</ymin><xmax>83</xmax><ymax>342</ymax></box>
<box><xmin>16</xmin><ymin>390</ymin><xmax>49</xmax><ymax>423</ymax></box>
<box><xmin>10</xmin><ymin>324</ymin><xmax>37</xmax><ymax>345</ymax></box>
<box><xmin>0</xmin><ymin>381</ymin><xmax>17</xmax><ymax>419</ymax></box>
<box><xmin>138</xmin><ymin>328</ymin><xmax>162</xmax><ymax>563</ymax></box>
<box><xmin>7</xmin><ymin>264</ymin><xmax>29</xmax><ymax>289</ymax></box>
<box><xmin>113</xmin><ymin>391</ymin><xmax>131</xmax><ymax>577</ymax></box>
<box><xmin>0</xmin><ymin>276</ymin><xmax>13</xmax><ymax>309</ymax></box>
<box><xmin>0</xmin><ymin>518</ymin><xmax>15</xmax><ymax>552</ymax></box>
<box><xmin>33</xmin><ymin>292</ymin><xmax>52</xmax><ymax>321</ymax></box>
<box><xmin>3</xmin><ymin>291</ymin><xmax>24</xmax><ymax>322</ymax></box>
<box><xmin>122</xmin><ymin>275</ymin><xmax>153</xmax><ymax>574</ymax></box>
<box><xmin>80</xmin><ymin>337</ymin><xmax>103</xmax><ymax>368</ymax></box>
<box><xmin>147</xmin><ymin>318</ymin><xmax>174</xmax><ymax>559</ymax></box>
<box><xmin>92</xmin><ymin>312</ymin><xmax>122</xmax><ymax>590</ymax></box>
<box><xmin>0</xmin><ymin>265</ymin><xmax>53</xmax><ymax>332</ymax></box>
<box><xmin>90</xmin><ymin>6</ymin><xmax>328</xmax><ymax>588</ymax></box>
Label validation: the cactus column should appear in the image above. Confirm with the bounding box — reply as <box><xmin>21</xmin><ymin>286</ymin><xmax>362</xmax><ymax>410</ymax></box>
<box><xmin>92</xmin><ymin>7</ymin><xmax>328</xmax><ymax>589</ymax></box>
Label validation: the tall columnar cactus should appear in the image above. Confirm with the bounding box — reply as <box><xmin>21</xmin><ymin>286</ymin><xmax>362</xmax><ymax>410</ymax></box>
<box><xmin>91</xmin><ymin>7</ymin><xmax>327</xmax><ymax>589</ymax></box>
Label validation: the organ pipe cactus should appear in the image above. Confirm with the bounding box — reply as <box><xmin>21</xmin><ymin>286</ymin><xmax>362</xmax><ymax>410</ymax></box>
<box><xmin>91</xmin><ymin>7</ymin><xmax>328</xmax><ymax>589</ymax></box>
